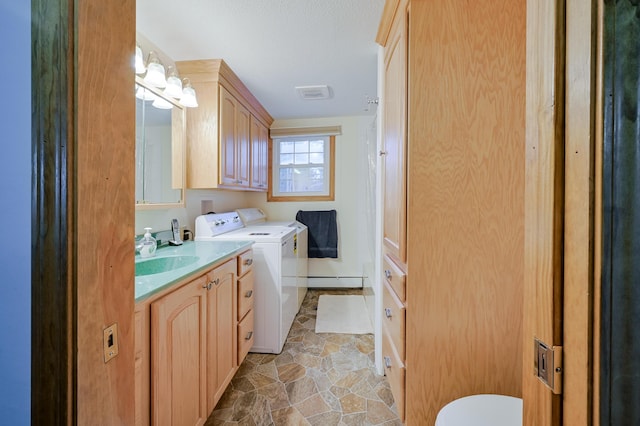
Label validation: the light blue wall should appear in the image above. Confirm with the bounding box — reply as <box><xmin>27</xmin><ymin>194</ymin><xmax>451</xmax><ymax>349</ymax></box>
<box><xmin>0</xmin><ymin>1</ymin><xmax>31</xmax><ymax>424</ymax></box>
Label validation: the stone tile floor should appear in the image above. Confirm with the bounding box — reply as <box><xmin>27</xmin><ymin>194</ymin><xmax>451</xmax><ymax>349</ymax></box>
<box><xmin>206</xmin><ymin>289</ymin><xmax>402</xmax><ymax>426</ymax></box>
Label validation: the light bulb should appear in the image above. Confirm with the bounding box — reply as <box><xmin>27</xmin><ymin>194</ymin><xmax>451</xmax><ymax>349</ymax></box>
<box><xmin>179</xmin><ymin>79</ymin><xmax>198</xmax><ymax>108</ymax></box>
<box><xmin>143</xmin><ymin>52</ymin><xmax>166</xmax><ymax>88</ymax></box>
<box><xmin>135</xmin><ymin>45</ymin><xmax>146</xmax><ymax>74</ymax></box>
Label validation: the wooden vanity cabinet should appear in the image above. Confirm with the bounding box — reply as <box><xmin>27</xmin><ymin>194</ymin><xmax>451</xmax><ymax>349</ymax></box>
<box><xmin>176</xmin><ymin>59</ymin><xmax>272</xmax><ymax>191</ymax></box>
<box><xmin>135</xmin><ymin>249</ymin><xmax>255</xmax><ymax>426</ymax></box>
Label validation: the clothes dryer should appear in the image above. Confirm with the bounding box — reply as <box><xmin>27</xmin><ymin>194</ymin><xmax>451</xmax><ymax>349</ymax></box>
<box><xmin>235</xmin><ymin>208</ymin><xmax>308</xmax><ymax>310</ymax></box>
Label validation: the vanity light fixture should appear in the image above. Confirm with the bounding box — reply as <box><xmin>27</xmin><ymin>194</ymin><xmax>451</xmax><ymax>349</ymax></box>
<box><xmin>135</xmin><ymin>45</ymin><xmax>198</xmax><ymax>107</ymax></box>
<box><xmin>179</xmin><ymin>78</ymin><xmax>198</xmax><ymax>108</ymax></box>
<box><xmin>143</xmin><ymin>51</ymin><xmax>167</xmax><ymax>88</ymax></box>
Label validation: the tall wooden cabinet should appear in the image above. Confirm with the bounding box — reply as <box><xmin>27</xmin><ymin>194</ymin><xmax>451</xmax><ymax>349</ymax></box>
<box><xmin>377</xmin><ymin>0</ymin><xmax>526</xmax><ymax>424</ymax></box>
<box><xmin>379</xmin><ymin>0</ymin><xmax>409</xmax><ymax>421</ymax></box>
<box><xmin>176</xmin><ymin>59</ymin><xmax>272</xmax><ymax>191</ymax></box>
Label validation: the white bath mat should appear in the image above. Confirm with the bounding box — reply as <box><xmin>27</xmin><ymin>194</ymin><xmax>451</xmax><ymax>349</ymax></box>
<box><xmin>315</xmin><ymin>295</ymin><xmax>374</xmax><ymax>334</ymax></box>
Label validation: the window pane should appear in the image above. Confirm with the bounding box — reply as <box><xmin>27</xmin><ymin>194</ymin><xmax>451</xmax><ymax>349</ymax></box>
<box><xmin>294</xmin><ymin>140</ymin><xmax>309</xmax><ymax>153</ymax></box>
<box><xmin>294</xmin><ymin>153</ymin><xmax>309</xmax><ymax>164</ymax></box>
<box><xmin>280</xmin><ymin>153</ymin><xmax>294</xmax><ymax>165</ymax></box>
<box><xmin>306</xmin><ymin>167</ymin><xmax>324</xmax><ymax>191</ymax></box>
<box><xmin>279</xmin><ymin>167</ymin><xmax>293</xmax><ymax>192</ymax></box>
<box><xmin>280</xmin><ymin>141</ymin><xmax>294</xmax><ymax>153</ymax></box>
<box><xmin>274</xmin><ymin>167</ymin><xmax>326</xmax><ymax>192</ymax></box>
<box><xmin>309</xmin><ymin>153</ymin><xmax>324</xmax><ymax>164</ymax></box>
<box><xmin>309</xmin><ymin>140</ymin><xmax>324</xmax><ymax>153</ymax></box>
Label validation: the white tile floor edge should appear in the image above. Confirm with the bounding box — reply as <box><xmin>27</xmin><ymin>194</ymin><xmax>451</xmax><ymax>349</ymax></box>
<box><xmin>315</xmin><ymin>295</ymin><xmax>374</xmax><ymax>334</ymax></box>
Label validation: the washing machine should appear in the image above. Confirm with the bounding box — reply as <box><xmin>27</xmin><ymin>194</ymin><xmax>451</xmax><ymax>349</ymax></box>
<box><xmin>236</xmin><ymin>208</ymin><xmax>308</xmax><ymax>310</ymax></box>
<box><xmin>194</xmin><ymin>211</ymin><xmax>297</xmax><ymax>354</ymax></box>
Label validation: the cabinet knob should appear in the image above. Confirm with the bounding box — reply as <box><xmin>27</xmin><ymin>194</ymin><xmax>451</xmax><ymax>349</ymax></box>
<box><xmin>384</xmin><ymin>269</ymin><xmax>392</xmax><ymax>279</ymax></box>
<box><xmin>203</xmin><ymin>281</ymin><xmax>213</xmax><ymax>290</ymax></box>
<box><xmin>244</xmin><ymin>258</ymin><xmax>253</xmax><ymax>266</ymax></box>
<box><xmin>384</xmin><ymin>356</ymin><xmax>392</xmax><ymax>368</ymax></box>
<box><xmin>245</xmin><ymin>290</ymin><xmax>253</xmax><ymax>298</ymax></box>
<box><xmin>379</xmin><ymin>150</ymin><xmax>387</xmax><ymax>156</ymax></box>
<box><xmin>245</xmin><ymin>331</ymin><xmax>253</xmax><ymax>340</ymax></box>
<box><xmin>384</xmin><ymin>308</ymin><xmax>392</xmax><ymax>318</ymax></box>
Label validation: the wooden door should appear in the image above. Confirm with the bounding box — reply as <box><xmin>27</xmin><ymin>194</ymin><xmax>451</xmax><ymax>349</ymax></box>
<box><xmin>381</xmin><ymin>0</ymin><xmax>407</xmax><ymax>266</ymax></box>
<box><xmin>219</xmin><ymin>86</ymin><xmax>238</xmax><ymax>186</ymax></box>
<box><xmin>152</xmin><ymin>275</ymin><xmax>208</xmax><ymax>426</ymax></box>
<box><xmin>207</xmin><ymin>258</ymin><xmax>238</xmax><ymax>412</ymax></box>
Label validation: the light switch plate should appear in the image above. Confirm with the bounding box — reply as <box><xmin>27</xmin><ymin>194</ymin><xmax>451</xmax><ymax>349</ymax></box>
<box><xmin>103</xmin><ymin>323</ymin><xmax>119</xmax><ymax>363</ymax></box>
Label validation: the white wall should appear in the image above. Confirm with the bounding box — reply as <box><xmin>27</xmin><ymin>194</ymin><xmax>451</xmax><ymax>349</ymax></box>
<box><xmin>0</xmin><ymin>1</ymin><xmax>31</xmax><ymax>423</ymax></box>
<box><xmin>135</xmin><ymin>189</ymin><xmax>250</xmax><ymax>236</ymax></box>
<box><xmin>247</xmin><ymin>115</ymin><xmax>374</xmax><ymax>287</ymax></box>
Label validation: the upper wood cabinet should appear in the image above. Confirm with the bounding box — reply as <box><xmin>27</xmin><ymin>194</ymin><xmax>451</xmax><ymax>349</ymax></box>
<box><xmin>250</xmin><ymin>116</ymin><xmax>269</xmax><ymax>190</ymax></box>
<box><xmin>219</xmin><ymin>86</ymin><xmax>251</xmax><ymax>187</ymax></box>
<box><xmin>176</xmin><ymin>59</ymin><xmax>273</xmax><ymax>191</ymax></box>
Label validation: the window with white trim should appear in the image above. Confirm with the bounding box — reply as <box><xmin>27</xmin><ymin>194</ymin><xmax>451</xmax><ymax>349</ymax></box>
<box><xmin>268</xmin><ymin>135</ymin><xmax>335</xmax><ymax>201</ymax></box>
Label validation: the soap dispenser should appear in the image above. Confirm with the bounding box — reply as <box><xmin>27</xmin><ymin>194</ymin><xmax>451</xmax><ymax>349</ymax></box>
<box><xmin>139</xmin><ymin>227</ymin><xmax>157</xmax><ymax>258</ymax></box>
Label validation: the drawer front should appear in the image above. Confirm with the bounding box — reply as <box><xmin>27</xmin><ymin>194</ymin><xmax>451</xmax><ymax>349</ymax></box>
<box><xmin>237</xmin><ymin>269</ymin><xmax>254</xmax><ymax>321</ymax></box>
<box><xmin>382</xmin><ymin>330</ymin><xmax>406</xmax><ymax>422</ymax></box>
<box><xmin>383</xmin><ymin>254</ymin><xmax>406</xmax><ymax>302</ymax></box>
<box><xmin>382</xmin><ymin>279</ymin><xmax>406</xmax><ymax>360</ymax></box>
<box><xmin>237</xmin><ymin>249</ymin><xmax>254</xmax><ymax>277</ymax></box>
<box><xmin>237</xmin><ymin>309</ymin><xmax>254</xmax><ymax>365</ymax></box>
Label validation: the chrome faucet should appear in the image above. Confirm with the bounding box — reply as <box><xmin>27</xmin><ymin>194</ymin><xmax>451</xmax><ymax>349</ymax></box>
<box><xmin>169</xmin><ymin>218</ymin><xmax>183</xmax><ymax>246</ymax></box>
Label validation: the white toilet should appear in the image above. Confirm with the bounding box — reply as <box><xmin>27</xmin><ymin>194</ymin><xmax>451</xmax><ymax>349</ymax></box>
<box><xmin>435</xmin><ymin>394</ymin><xmax>523</xmax><ymax>426</ymax></box>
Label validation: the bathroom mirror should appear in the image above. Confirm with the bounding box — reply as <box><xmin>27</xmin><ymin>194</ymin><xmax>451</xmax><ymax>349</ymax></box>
<box><xmin>135</xmin><ymin>77</ymin><xmax>186</xmax><ymax>209</ymax></box>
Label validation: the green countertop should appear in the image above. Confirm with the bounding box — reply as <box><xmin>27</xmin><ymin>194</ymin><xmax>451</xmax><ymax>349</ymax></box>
<box><xmin>135</xmin><ymin>240</ymin><xmax>253</xmax><ymax>302</ymax></box>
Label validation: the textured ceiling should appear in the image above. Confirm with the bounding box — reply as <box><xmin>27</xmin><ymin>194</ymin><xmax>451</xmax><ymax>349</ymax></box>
<box><xmin>136</xmin><ymin>0</ymin><xmax>385</xmax><ymax>120</ymax></box>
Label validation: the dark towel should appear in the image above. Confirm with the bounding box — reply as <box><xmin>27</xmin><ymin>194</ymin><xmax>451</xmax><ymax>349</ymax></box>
<box><xmin>296</xmin><ymin>210</ymin><xmax>338</xmax><ymax>258</ymax></box>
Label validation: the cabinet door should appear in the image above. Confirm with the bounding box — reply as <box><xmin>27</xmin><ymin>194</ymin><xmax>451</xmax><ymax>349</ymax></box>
<box><xmin>236</xmin><ymin>103</ymin><xmax>251</xmax><ymax>186</ymax></box>
<box><xmin>151</xmin><ymin>275</ymin><xmax>208</xmax><ymax>426</ymax></box>
<box><xmin>219</xmin><ymin>85</ymin><xmax>250</xmax><ymax>188</ymax></box>
<box><xmin>207</xmin><ymin>258</ymin><xmax>238</xmax><ymax>413</ymax></box>
<box><xmin>382</xmin><ymin>7</ymin><xmax>408</xmax><ymax>265</ymax></box>
<box><xmin>219</xmin><ymin>86</ymin><xmax>238</xmax><ymax>186</ymax></box>
<box><xmin>250</xmin><ymin>116</ymin><xmax>268</xmax><ymax>190</ymax></box>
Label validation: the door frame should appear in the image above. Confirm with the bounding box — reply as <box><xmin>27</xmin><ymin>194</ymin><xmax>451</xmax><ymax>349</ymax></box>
<box><xmin>523</xmin><ymin>0</ymin><xmax>599</xmax><ymax>424</ymax></box>
<box><xmin>31</xmin><ymin>0</ymin><xmax>136</xmax><ymax>423</ymax></box>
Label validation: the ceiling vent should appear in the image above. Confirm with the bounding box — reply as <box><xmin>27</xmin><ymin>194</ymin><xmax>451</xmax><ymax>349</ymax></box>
<box><xmin>295</xmin><ymin>85</ymin><xmax>331</xmax><ymax>100</ymax></box>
